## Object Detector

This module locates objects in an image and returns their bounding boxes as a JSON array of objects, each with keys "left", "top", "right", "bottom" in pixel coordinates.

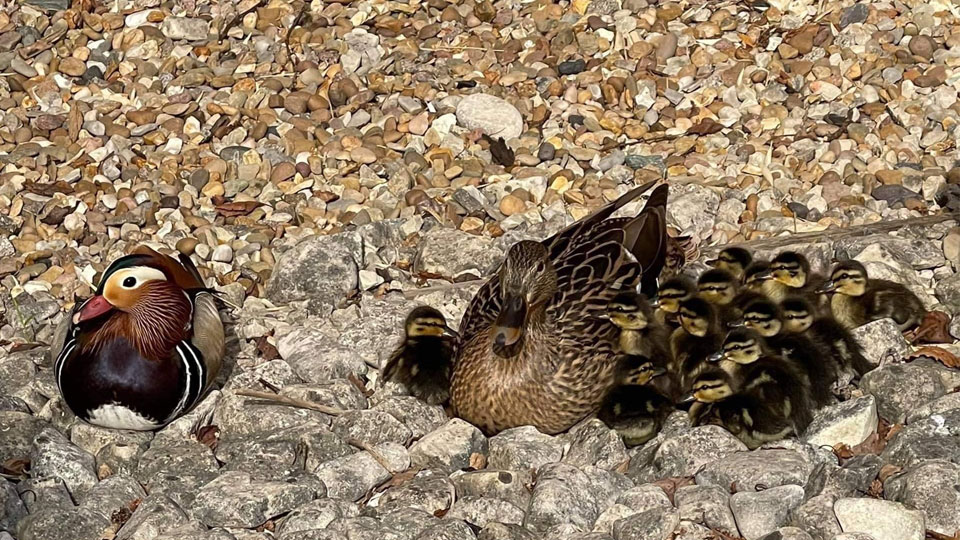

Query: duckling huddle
[{"left": 384, "top": 242, "right": 928, "bottom": 450}]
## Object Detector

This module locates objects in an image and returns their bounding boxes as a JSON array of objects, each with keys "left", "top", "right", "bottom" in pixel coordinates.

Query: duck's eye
[
  {"left": 535, "top": 261, "right": 546, "bottom": 273},
  {"left": 122, "top": 277, "right": 137, "bottom": 288}
]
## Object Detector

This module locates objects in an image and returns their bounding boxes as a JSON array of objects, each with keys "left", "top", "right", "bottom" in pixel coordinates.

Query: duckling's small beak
[
  {"left": 706, "top": 258, "right": 719, "bottom": 267},
  {"left": 442, "top": 324, "right": 460, "bottom": 339},
  {"left": 650, "top": 298, "right": 661, "bottom": 308},
  {"left": 707, "top": 351, "right": 724, "bottom": 363},
  {"left": 680, "top": 392, "right": 696, "bottom": 404},
  {"left": 650, "top": 366, "right": 667, "bottom": 378},
  {"left": 494, "top": 294, "right": 527, "bottom": 347},
  {"left": 74, "top": 295, "right": 114, "bottom": 324},
  {"left": 816, "top": 281, "right": 837, "bottom": 293},
  {"left": 727, "top": 319, "right": 746, "bottom": 328},
  {"left": 756, "top": 269, "right": 774, "bottom": 280}
]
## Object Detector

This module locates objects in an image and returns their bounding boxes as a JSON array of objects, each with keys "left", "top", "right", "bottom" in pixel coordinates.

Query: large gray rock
[
  {"left": 616, "top": 485, "right": 671, "bottom": 514},
  {"left": 414, "top": 228, "right": 505, "bottom": 278},
  {"left": 635, "top": 426, "right": 747, "bottom": 482},
  {"left": 16, "top": 506, "right": 111, "bottom": 540},
  {"left": 216, "top": 433, "right": 303, "bottom": 480},
  {"left": 487, "top": 426, "right": 563, "bottom": 473},
  {"left": 191, "top": 471, "right": 322, "bottom": 528},
  {"left": 332, "top": 410, "right": 413, "bottom": 447},
  {"left": 455, "top": 94, "right": 523, "bottom": 140},
  {"left": 759, "top": 528, "right": 813, "bottom": 540},
  {"left": 314, "top": 442, "right": 409, "bottom": 501},
  {"left": 906, "top": 392, "right": 960, "bottom": 423},
  {"left": 860, "top": 364, "right": 946, "bottom": 424},
  {"left": 849, "top": 319, "right": 910, "bottom": 367},
  {"left": 300, "top": 428, "right": 355, "bottom": 472},
  {"left": 30, "top": 428, "right": 98, "bottom": 499},
  {"left": 0, "top": 350, "right": 38, "bottom": 397},
  {"left": 789, "top": 494, "right": 842, "bottom": 540},
  {"left": 0, "top": 478, "right": 26, "bottom": 532},
  {"left": 592, "top": 504, "right": 637, "bottom": 534},
  {"left": 409, "top": 418, "right": 488, "bottom": 473},
  {"left": 377, "top": 473, "right": 455, "bottom": 515},
  {"left": 674, "top": 485, "right": 738, "bottom": 537},
  {"left": 69, "top": 422, "right": 154, "bottom": 460},
  {"left": 882, "top": 408, "right": 960, "bottom": 467},
  {"left": 136, "top": 437, "right": 221, "bottom": 509},
  {"left": 447, "top": 496, "right": 525, "bottom": 528},
  {"left": 477, "top": 523, "right": 537, "bottom": 540},
  {"left": 414, "top": 520, "right": 478, "bottom": 540},
  {"left": 936, "top": 272, "right": 960, "bottom": 313},
  {"left": 116, "top": 495, "right": 192, "bottom": 540},
  {"left": 833, "top": 498, "right": 924, "bottom": 540},
  {"left": 276, "top": 328, "right": 369, "bottom": 383},
  {"left": 0, "top": 412, "right": 49, "bottom": 464},
  {"left": 213, "top": 391, "right": 331, "bottom": 439},
  {"left": 836, "top": 234, "right": 945, "bottom": 270},
  {"left": 266, "top": 231, "right": 362, "bottom": 315},
  {"left": 806, "top": 455, "right": 882, "bottom": 500},
  {"left": 611, "top": 506, "right": 680, "bottom": 540},
  {"left": 884, "top": 460, "right": 960, "bottom": 536},
  {"left": 803, "top": 396, "right": 878, "bottom": 449},
  {"left": 452, "top": 470, "right": 531, "bottom": 509},
  {"left": 523, "top": 463, "right": 606, "bottom": 533},
  {"left": 276, "top": 498, "right": 359, "bottom": 538},
  {"left": 79, "top": 474, "right": 146, "bottom": 519},
  {"left": 729, "top": 485, "right": 804, "bottom": 540},
  {"left": 562, "top": 419, "right": 630, "bottom": 471},
  {"left": 667, "top": 184, "right": 720, "bottom": 239},
  {"left": 696, "top": 450, "right": 814, "bottom": 492},
  {"left": 373, "top": 396, "right": 448, "bottom": 440}
]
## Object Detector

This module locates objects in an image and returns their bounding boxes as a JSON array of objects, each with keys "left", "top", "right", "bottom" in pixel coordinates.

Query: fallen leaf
[
  {"left": 687, "top": 118, "right": 724, "bottom": 136},
  {"left": 254, "top": 335, "right": 281, "bottom": 361},
  {"left": 377, "top": 467, "right": 421, "bottom": 492},
  {"left": 908, "top": 345, "right": 960, "bottom": 368},
  {"left": 196, "top": 425, "right": 220, "bottom": 451},
  {"left": 433, "top": 507, "right": 450, "bottom": 518},
  {"left": 878, "top": 464, "right": 902, "bottom": 483},
  {"left": 908, "top": 311, "right": 954, "bottom": 344},
  {"left": 867, "top": 478, "right": 884, "bottom": 498},
  {"left": 213, "top": 199, "right": 264, "bottom": 217},
  {"left": 348, "top": 373, "right": 374, "bottom": 398},
  {"left": 1, "top": 458, "right": 29, "bottom": 476},
  {"left": 468, "top": 452, "right": 487, "bottom": 470},
  {"left": 482, "top": 134, "right": 515, "bottom": 168},
  {"left": 650, "top": 476, "right": 695, "bottom": 505}
]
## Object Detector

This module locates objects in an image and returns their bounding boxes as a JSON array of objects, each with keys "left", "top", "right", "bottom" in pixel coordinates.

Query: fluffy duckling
[
  {"left": 599, "top": 358, "right": 674, "bottom": 446},
  {"left": 383, "top": 306, "right": 458, "bottom": 405},
  {"left": 671, "top": 297, "right": 724, "bottom": 391},
  {"left": 607, "top": 292, "right": 680, "bottom": 401},
  {"left": 706, "top": 327, "right": 814, "bottom": 435},
  {"left": 707, "top": 246, "right": 753, "bottom": 281},
  {"left": 736, "top": 298, "right": 836, "bottom": 407},
  {"left": 654, "top": 276, "right": 697, "bottom": 330},
  {"left": 697, "top": 268, "right": 745, "bottom": 322},
  {"left": 686, "top": 366, "right": 799, "bottom": 450},
  {"left": 780, "top": 295, "right": 873, "bottom": 378},
  {"left": 51, "top": 246, "right": 225, "bottom": 430},
  {"left": 817, "top": 261, "right": 925, "bottom": 331},
  {"left": 758, "top": 251, "right": 825, "bottom": 304}
]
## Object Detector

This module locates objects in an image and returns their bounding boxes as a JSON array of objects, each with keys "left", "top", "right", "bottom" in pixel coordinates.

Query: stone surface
[
  {"left": 696, "top": 450, "right": 814, "bottom": 492},
  {"left": 265, "top": 232, "right": 362, "bottom": 315},
  {"left": 861, "top": 364, "right": 946, "bottom": 424},
  {"left": 487, "top": 426, "right": 563, "bottom": 472},
  {"left": 833, "top": 498, "right": 925, "bottom": 540},
  {"left": 191, "top": 471, "right": 322, "bottom": 528},
  {"left": 849, "top": 319, "right": 911, "bottom": 367},
  {"left": 674, "top": 485, "right": 738, "bottom": 537},
  {"left": 729, "top": 485, "right": 804, "bottom": 540},
  {"left": 803, "top": 396, "right": 878, "bottom": 448},
  {"left": 884, "top": 460, "right": 960, "bottom": 536},
  {"left": 455, "top": 94, "right": 524, "bottom": 140},
  {"left": 409, "top": 418, "right": 488, "bottom": 473}
]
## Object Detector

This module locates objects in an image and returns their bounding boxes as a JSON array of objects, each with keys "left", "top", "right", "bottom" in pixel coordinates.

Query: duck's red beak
[{"left": 74, "top": 295, "right": 114, "bottom": 324}]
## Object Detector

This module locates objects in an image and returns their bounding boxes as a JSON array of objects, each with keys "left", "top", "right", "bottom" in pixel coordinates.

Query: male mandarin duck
[
  {"left": 51, "top": 245, "right": 225, "bottom": 431},
  {"left": 450, "top": 181, "right": 669, "bottom": 435}
]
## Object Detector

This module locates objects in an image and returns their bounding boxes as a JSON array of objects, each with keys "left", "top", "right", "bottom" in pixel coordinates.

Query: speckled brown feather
[{"left": 451, "top": 182, "right": 669, "bottom": 435}]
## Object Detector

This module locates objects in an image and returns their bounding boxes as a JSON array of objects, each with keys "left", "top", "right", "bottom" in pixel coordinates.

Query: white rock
[
  {"left": 358, "top": 270, "right": 384, "bottom": 290},
  {"left": 804, "top": 396, "right": 878, "bottom": 448},
  {"left": 729, "top": 485, "right": 804, "bottom": 540},
  {"left": 850, "top": 318, "right": 911, "bottom": 366},
  {"left": 834, "top": 498, "right": 925, "bottom": 540},
  {"left": 455, "top": 94, "right": 524, "bottom": 140},
  {"left": 160, "top": 17, "right": 210, "bottom": 41},
  {"left": 211, "top": 245, "right": 233, "bottom": 263}
]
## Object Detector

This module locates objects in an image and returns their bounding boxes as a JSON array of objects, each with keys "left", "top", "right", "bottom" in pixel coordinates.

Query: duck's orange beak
[
  {"left": 74, "top": 295, "right": 114, "bottom": 324},
  {"left": 493, "top": 294, "right": 527, "bottom": 347}
]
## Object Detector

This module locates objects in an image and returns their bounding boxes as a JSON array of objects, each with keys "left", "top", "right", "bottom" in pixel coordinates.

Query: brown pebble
[
  {"left": 499, "top": 194, "right": 526, "bottom": 216},
  {"left": 176, "top": 238, "right": 199, "bottom": 256}
]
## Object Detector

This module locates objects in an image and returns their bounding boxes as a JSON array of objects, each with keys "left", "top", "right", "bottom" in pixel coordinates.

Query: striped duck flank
[{"left": 52, "top": 245, "right": 224, "bottom": 431}]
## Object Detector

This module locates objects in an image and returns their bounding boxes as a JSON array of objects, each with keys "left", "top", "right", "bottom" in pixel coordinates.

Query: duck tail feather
[{"left": 622, "top": 184, "right": 668, "bottom": 295}]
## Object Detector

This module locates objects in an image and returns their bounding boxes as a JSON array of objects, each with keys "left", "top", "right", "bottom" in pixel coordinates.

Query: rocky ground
[{"left": 2, "top": 0, "right": 960, "bottom": 538}]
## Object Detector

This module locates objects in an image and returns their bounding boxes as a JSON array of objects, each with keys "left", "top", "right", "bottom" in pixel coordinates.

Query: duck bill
[
  {"left": 707, "top": 351, "right": 724, "bottom": 363},
  {"left": 705, "top": 258, "right": 719, "bottom": 268},
  {"left": 650, "top": 366, "right": 667, "bottom": 378},
  {"left": 493, "top": 295, "right": 527, "bottom": 346},
  {"left": 755, "top": 269, "right": 774, "bottom": 281},
  {"left": 727, "top": 319, "right": 746, "bottom": 328},
  {"left": 816, "top": 281, "right": 837, "bottom": 293},
  {"left": 680, "top": 392, "right": 696, "bottom": 404},
  {"left": 74, "top": 295, "right": 114, "bottom": 324},
  {"left": 442, "top": 324, "right": 460, "bottom": 339}
]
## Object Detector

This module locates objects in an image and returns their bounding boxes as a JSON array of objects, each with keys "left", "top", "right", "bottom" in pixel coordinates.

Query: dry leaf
[
  {"left": 196, "top": 425, "right": 221, "bottom": 451},
  {"left": 687, "top": 118, "right": 724, "bottom": 136},
  {"left": 377, "top": 467, "right": 421, "bottom": 492},
  {"left": 468, "top": 452, "right": 487, "bottom": 470},
  {"left": 254, "top": 335, "right": 281, "bottom": 361},
  {"left": 878, "top": 464, "right": 902, "bottom": 483},
  {"left": 908, "top": 346, "right": 960, "bottom": 368},
  {"left": 908, "top": 311, "right": 954, "bottom": 344},
  {"left": 433, "top": 507, "right": 450, "bottom": 518},
  {"left": 214, "top": 200, "right": 264, "bottom": 217},
  {"left": 650, "top": 476, "right": 695, "bottom": 505},
  {"left": 867, "top": 478, "right": 884, "bottom": 498},
  {"left": 482, "top": 134, "right": 515, "bottom": 168},
  {"left": 1, "top": 458, "right": 29, "bottom": 476}
]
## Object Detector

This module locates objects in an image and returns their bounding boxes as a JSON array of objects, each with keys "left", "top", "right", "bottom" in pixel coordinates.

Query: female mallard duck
[
  {"left": 51, "top": 246, "right": 225, "bottom": 431},
  {"left": 736, "top": 297, "right": 836, "bottom": 407},
  {"left": 817, "top": 260, "right": 925, "bottom": 331},
  {"left": 598, "top": 358, "right": 673, "bottom": 446},
  {"left": 382, "top": 306, "right": 458, "bottom": 405},
  {"left": 606, "top": 292, "right": 679, "bottom": 402},
  {"left": 707, "top": 246, "right": 753, "bottom": 281},
  {"left": 780, "top": 295, "right": 873, "bottom": 377},
  {"left": 450, "top": 182, "right": 669, "bottom": 435}
]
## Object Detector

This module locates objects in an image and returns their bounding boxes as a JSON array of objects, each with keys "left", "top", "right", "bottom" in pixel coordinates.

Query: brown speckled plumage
[{"left": 450, "top": 182, "right": 669, "bottom": 435}]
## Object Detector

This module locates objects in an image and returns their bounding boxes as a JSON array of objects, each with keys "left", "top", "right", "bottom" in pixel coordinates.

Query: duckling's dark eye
[
  {"left": 535, "top": 262, "right": 546, "bottom": 273},
  {"left": 123, "top": 277, "right": 137, "bottom": 287}
]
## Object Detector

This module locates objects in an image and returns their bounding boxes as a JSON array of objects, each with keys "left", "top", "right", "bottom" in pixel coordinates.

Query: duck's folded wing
[
  {"left": 189, "top": 293, "right": 225, "bottom": 387},
  {"left": 50, "top": 306, "right": 75, "bottom": 366}
]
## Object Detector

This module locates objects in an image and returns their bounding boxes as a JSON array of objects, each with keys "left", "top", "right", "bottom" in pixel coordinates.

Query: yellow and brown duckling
[
  {"left": 757, "top": 251, "right": 825, "bottom": 305},
  {"left": 686, "top": 363, "right": 801, "bottom": 450},
  {"left": 606, "top": 292, "right": 680, "bottom": 402},
  {"left": 707, "top": 246, "right": 753, "bottom": 282},
  {"left": 654, "top": 276, "right": 697, "bottom": 330},
  {"left": 383, "top": 306, "right": 458, "bottom": 406},
  {"left": 450, "top": 182, "right": 669, "bottom": 435},
  {"left": 780, "top": 295, "right": 873, "bottom": 378},
  {"left": 736, "top": 297, "right": 836, "bottom": 408},
  {"left": 51, "top": 246, "right": 225, "bottom": 431},
  {"left": 671, "top": 297, "right": 724, "bottom": 391},
  {"left": 697, "top": 268, "right": 745, "bottom": 322},
  {"left": 817, "top": 260, "right": 925, "bottom": 332},
  {"left": 598, "top": 358, "right": 674, "bottom": 446}
]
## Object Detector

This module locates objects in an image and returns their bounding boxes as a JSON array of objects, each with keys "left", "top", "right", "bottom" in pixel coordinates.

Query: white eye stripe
[{"left": 112, "top": 266, "right": 167, "bottom": 289}]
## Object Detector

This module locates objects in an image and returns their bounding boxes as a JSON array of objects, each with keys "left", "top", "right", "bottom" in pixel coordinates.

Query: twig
[
  {"left": 347, "top": 438, "right": 396, "bottom": 473},
  {"left": 421, "top": 45, "right": 505, "bottom": 52},
  {"left": 402, "top": 279, "right": 484, "bottom": 299},
  {"left": 234, "top": 389, "right": 345, "bottom": 415}
]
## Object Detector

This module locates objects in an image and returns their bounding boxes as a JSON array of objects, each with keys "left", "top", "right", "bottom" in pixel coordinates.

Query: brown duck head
[{"left": 493, "top": 240, "right": 558, "bottom": 347}]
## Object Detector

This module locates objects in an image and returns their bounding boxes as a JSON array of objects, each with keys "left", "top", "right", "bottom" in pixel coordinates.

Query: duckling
[
  {"left": 654, "top": 276, "right": 697, "bottom": 330},
  {"left": 671, "top": 297, "right": 724, "bottom": 391},
  {"left": 686, "top": 365, "right": 800, "bottom": 450},
  {"left": 760, "top": 251, "right": 826, "bottom": 307},
  {"left": 817, "top": 260, "right": 925, "bottom": 331},
  {"left": 707, "top": 327, "right": 814, "bottom": 434},
  {"left": 598, "top": 359, "right": 674, "bottom": 446},
  {"left": 697, "top": 268, "right": 744, "bottom": 323},
  {"left": 780, "top": 295, "right": 873, "bottom": 378},
  {"left": 734, "top": 260, "right": 772, "bottom": 311},
  {"left": 707, "top": 246, "right": 753, "bottom": 281},
  {"left": 736, "top": 298, "right": 836, "bottom": 407},
  {"left": 606, "top": 292, "right": 680, "bottom": 401},
  {"left": 383, "top": 306, "right": 458, "bottom": 405}
]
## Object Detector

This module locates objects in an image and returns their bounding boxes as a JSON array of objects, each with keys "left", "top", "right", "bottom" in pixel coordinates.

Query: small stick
[
  {"left": 347, "top": 438, "right": 395, "bottom": 473},
  {"left": 402, "top": 279, "right": 484, "bottom": 299},
  {"left": 234, "top": 389, "right": 345, "bottom": 415}
]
